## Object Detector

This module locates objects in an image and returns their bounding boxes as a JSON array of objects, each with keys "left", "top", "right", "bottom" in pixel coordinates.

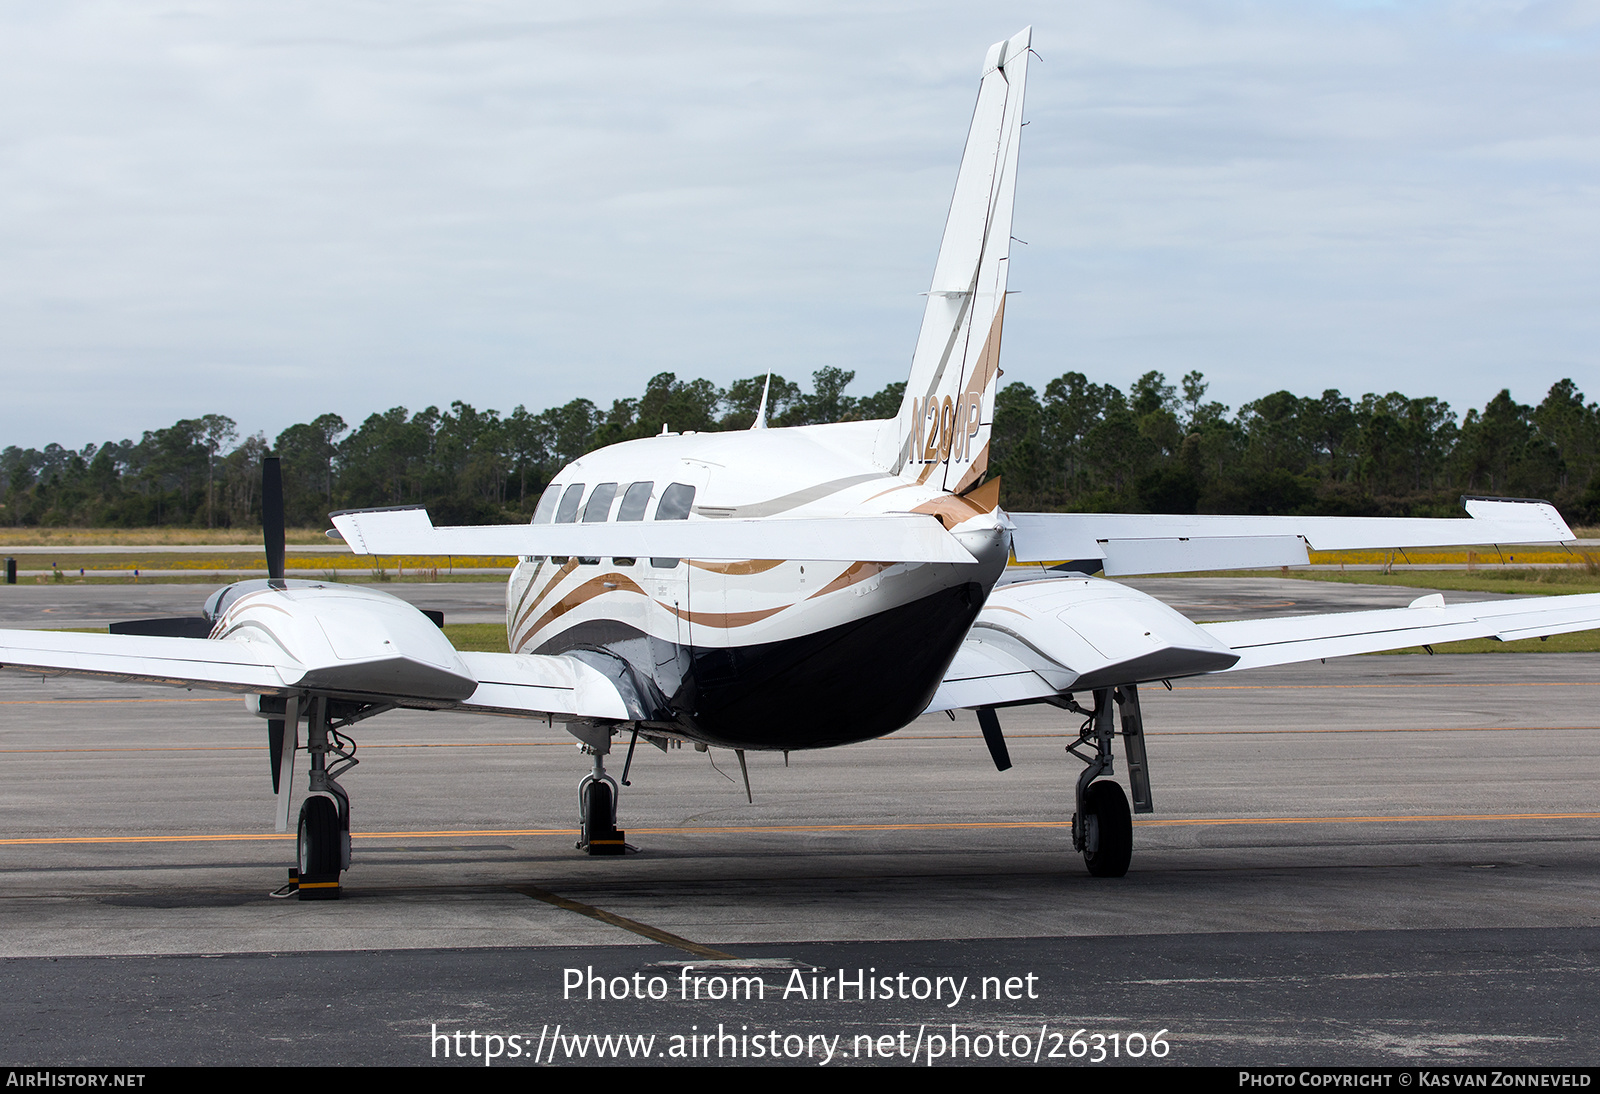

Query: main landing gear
[
  {"left": 577, "top": 740, "right": 626, "bottom": 855},
  {"left": 1062, "top": 684, "right": 1153, "bottom": 878},
  {"left": 264, "top": 693, "right": 383, "bottom": 900}
]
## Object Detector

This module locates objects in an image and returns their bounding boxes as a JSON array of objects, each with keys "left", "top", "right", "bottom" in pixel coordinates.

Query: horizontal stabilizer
[
  {"left": 1010, "top": 499, "right": 1574, "bottom": 575},
  {"left": 331, "top": 507, "right": 977, "bottom": 564}
]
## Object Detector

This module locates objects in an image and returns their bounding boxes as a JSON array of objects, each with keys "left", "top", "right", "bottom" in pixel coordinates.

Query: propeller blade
[{"left": 263, "top": 455, "right": 285, "bottom": 583}]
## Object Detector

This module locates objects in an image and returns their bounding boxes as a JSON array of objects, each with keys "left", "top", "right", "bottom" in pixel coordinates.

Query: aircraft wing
[
  {"left": 926, "top": 578, "right": 1600, "bottom": 712},
  {"left": 330, "top": 506, "right": 976, "bottom": 564},
  {"left": 0, "top": 625, "right": 632, "bottom": 722},
  {"left": 1009, "top": 497, "right": 1574, "bottom": 575},
  {"left": 0, "top": 627, "right": 296, "bottom": 693},
  {"left": 1201, "top": 591, "right": 1600, "bottom": 671},
  {"left": 925, "top": 578, "right": 1241, "bottom": 712}
]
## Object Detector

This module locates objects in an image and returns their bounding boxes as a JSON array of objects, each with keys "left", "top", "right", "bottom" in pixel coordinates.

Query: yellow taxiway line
[{"left": 6, "top": 811, "right": 1600, "bottom": 846}]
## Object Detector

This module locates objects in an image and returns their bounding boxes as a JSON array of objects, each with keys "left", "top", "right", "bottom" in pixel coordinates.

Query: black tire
[
  {"left": 298, "top": 795, "right": 341, "bottom": 878},
  {"left": 1082, "top": 780, "right": 1132, "bottom": 878},
  {"left": 584, "top": 781, "right": 614, "bottom": 844}
]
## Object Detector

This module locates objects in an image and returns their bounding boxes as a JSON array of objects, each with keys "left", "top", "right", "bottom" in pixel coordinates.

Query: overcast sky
[{"left": 2, "top": 1, "right": 1597, "bottom": 451}]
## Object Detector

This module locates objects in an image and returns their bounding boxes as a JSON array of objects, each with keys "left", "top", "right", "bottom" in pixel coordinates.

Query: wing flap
[
  {"left": 331, "top": 507, "right": 976, "bottom": 565},
  {"left": 455, "top": 651, "right": 632, "bottom": 721},
  {"left": 925, "top": 643, "right": 1056, "bottom": 713}
]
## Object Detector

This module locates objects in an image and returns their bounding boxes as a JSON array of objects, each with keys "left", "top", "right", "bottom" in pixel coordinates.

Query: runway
[{"left": 1, "top": 578, "right": 1597, "bottom": 1066}]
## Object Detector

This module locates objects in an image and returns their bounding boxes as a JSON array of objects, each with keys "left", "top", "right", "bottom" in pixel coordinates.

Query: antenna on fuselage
[{"left": 751, "top": 371, "right": 772, "bottom": 430}]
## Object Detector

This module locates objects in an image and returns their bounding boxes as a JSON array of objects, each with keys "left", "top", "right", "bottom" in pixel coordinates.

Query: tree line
[
  {"left": 0, "top": 368, "right": 900, "bottom": 529},
  {"left": 3, "top": 368, "right": 1598, "bottom": 529}
]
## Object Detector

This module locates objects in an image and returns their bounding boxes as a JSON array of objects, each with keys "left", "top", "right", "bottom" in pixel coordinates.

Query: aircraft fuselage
[{"left": 504, "top": 421, "right": 1011, "bottom": 749}]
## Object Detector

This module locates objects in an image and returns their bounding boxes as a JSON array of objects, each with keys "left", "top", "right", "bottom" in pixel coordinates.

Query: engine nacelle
[{"left": 209, "top": 581, "right": 476, "bottom": 705}]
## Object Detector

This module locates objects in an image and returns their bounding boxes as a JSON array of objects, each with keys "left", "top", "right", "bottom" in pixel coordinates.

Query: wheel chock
[
  {"left": 585, "top": 830, "right": 627, "bottom": 856},
  {"left": 282, "top": 866, "right": 342, "bottom": 901}
]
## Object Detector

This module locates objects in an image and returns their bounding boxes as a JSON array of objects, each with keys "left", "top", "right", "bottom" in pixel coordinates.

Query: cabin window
[
  {"left": 655, "top": 482, "right": 695, "bottom": 520},
  {"left": 610, "top": 482, "right": 653, "bottom": 566},
  {"left": 554, "top": 483, "right": 585, "bottom": 523},
  {"left": 583, "top": 482, "right": 618, "bottom": 522},
  {"left": 652, "top": 482, "right": 695, "bottom": 567},
  {"left": 617, "top": 481, "right": 653, "bottom": 521},
  {"left": 531, "top": 483, "right": 562, "bottom": 524}
]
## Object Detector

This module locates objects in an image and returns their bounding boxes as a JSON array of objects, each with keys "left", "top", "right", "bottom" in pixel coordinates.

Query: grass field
[
  {"left": 0, "top": 528, "right": 332, "bottom": 546},
  {"left": 442, "top": 623, "right": 510, "bottom": 652},
  {"left": 1275, "top": 566, "right": 1600, "bottom": 596}
]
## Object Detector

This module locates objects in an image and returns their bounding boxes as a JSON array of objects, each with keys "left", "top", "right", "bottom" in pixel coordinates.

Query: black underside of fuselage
[{"left": 536, "top": 580, "right": 988, "bottom": 750}]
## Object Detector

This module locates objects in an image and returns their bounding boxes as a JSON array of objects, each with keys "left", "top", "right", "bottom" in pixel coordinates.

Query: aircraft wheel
[
  {"left": 582, "top": 780, "right": 624, "bottom": 855},
  {"left": 1081, "top": 780, "right": 1132, "bottom": 878},
  {"left": 297, "top": 796, "right": 341, "bottom": 879}
]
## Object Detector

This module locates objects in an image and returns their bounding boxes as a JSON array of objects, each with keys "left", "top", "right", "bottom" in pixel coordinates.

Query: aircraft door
[{"left": 644, "top": 468, "right": 707, "bottom": 700}]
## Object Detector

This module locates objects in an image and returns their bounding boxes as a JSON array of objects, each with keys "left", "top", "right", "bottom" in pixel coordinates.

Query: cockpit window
[
  {"left": 583, "top": 483, "right": 618, "bottom": 522},
  {"left": 554, "top": 483, "right": 585, "bottom": 523},
  {"left": 531, "top": 483, "right": 562, "bottom": 524},
  {"left": 617, "top": 481, "right": 653, "bottom": 522}
]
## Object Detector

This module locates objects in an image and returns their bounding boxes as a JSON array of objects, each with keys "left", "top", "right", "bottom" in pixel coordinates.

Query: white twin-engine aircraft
[{"left": 5, "top": 28, "right": 1599, "bottom": 896}]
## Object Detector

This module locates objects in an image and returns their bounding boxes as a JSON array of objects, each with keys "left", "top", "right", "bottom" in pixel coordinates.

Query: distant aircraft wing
[
  {"left": 1009, "top": 497, "right": 1574, "bottom": 575},
  {"left": 926, "top": 578, "right": 1600, "bottom": 712},
  {"left": 330, "top": 506, "right": 977, "bottom": 564}
]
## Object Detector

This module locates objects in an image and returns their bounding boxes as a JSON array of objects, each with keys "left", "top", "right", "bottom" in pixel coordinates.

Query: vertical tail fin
[{"left": 874, "top": 27, "right": 1031, "bottom": 493}]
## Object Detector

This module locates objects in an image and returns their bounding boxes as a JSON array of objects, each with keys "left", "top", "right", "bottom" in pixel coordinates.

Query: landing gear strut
[
  {"left": 578, "top": 743, "right": 626, "bottom": 855},
  {"left": 260, "top": 693, "right": 382, "bottom": 900},
  {"left": 1063, "top": 684, "right": 1152, "bottom": 878},
  {"left": 292, "top": 695, "right": 356, "bottom": 899}
]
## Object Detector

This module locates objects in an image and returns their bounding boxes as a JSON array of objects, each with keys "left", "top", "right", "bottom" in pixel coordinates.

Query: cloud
[{"left": 0, "top": 2, "right": 1596, "bottom": 450}]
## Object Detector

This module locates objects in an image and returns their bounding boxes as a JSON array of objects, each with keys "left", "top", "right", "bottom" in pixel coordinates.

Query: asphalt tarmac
[{"left": 0, "top": 578, "right": 1596, "bottom": 1067}]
